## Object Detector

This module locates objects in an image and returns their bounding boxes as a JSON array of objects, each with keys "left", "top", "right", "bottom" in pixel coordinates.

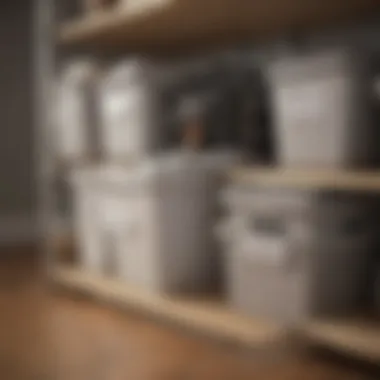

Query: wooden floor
[{"left": 0, "top": 247, "right": 377, "bottom": 380}]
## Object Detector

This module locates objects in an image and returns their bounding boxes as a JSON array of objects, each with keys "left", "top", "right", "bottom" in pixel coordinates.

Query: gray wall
[{"left": 0, "top": 2, "right": 35, "bottom": 236}]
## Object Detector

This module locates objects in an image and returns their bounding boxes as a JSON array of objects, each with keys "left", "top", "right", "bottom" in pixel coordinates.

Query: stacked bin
[
  {"left": 60, "top": 56, "right": 240, "bottom": 292},
  {"left": 72, "top": 151, "right": 237, "bottom": 292},
  {"left": 216, "top": 186, "right": 374, "bottom": 324}
]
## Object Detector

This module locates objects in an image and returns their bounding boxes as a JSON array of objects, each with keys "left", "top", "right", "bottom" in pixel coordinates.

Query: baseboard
[{"left": 0, "top": 215, "right": 39, "bottom": 244}]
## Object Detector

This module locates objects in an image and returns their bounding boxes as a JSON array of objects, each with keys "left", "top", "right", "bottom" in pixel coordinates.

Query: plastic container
[
  {"left": 217, "top": 186, "right": 375, "bottom": 324},
  {"left": 224, "top": 235, "right": 371, "bottom": 325},
  {"left": 72, "top": 150, "right": 238, "bottom": 292},
  {"left": 56, "top": 60, "right": 101, "bottom": 162},
  {"left": 98, "top": 59, "right": 163, "bottom": 161},
  {"left": 267, "top": 48, "right": 373, "bottom": 168}
]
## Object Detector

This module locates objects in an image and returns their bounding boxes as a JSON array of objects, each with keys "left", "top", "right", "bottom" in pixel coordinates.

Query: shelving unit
[{"left": 38, "top": 0, "right": 380, "bottom": 366}]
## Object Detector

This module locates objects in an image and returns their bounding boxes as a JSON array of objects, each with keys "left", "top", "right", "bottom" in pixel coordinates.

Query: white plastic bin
[
  {"left": 217, "top": 186, "right": 374, "bottom": 324},
  {"left": 98, "top": 59, "right": 162, "bottom": 161},
  {"left": 72, "top": 150, "right": 237, "bottom": 292},
  {"left": 267, "top": 48, "right": 373, "bottom": 168},
  {"left": 56, "top": 60, "right": 101, "bottom": 162},
  {"left": 224, "top": 235, "right": 371, "bottom": 324}
]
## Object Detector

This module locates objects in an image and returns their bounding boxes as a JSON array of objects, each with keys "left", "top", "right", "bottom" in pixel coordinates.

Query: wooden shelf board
[
  {"left": 300, "top": 318, "right": 380, "bottom": 363},
  {"left": 60, "top": 0, "right": 244, "bottom": 50},
  {"left": 53, "top": 266, "right": 380, "bottom": 363},
  {"left": 52, "top": 265, "right": 284, "bottom": 347},
  {"left": 229, "top": 167, "right": 380, "bottom": 193},
  {"left": 59, "top": 0, "right": 380, "bottom": 50},
  {"left": 60, "top": 0, "right": 177, "bottom": 47}
]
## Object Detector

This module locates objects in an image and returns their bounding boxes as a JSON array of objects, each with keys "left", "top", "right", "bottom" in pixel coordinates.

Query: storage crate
[
  {"left": 267, "top": 48, "right": 374, "bottom": 168},
  {"left": 224, "top": 237, "right": 371, "bottom": 325},
  {"left": 98, "top": 55, "right": 244, "bottom": 161},
  {"left": 72, "top": 150, "right": 238, "bottom": 292},
  {"left": 217, "top": 186, "right": 375, "bottom": 324}
]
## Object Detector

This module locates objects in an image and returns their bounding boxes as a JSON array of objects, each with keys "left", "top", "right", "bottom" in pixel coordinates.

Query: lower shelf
[
  {"left": 52, "top": 266, "right": 380, "bottom": 363},
  {"left": 52, "top": 266, "right": 284, "bottom": 347},
  {"left": 300, "top": 319, "right": 380, "bottom": 363}
]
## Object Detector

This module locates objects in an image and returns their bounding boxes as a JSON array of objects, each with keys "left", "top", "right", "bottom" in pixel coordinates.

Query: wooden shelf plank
[
  {"left": 52, "top": 266, "right": 284, "bottom": 347},
  {"left": 60, "top": 0, "right": 176, "bottom": 47},
  {"left": 53, "top": 266, "right": 380, "bottom": 363},
  {"left": 59, "top": 0, "right": 380, "bottom": 49},
  {"left": 229, "top": 167, "right": 380, "bottom": 193},
  {"left": 300, "top": 319, "right": 380, "bottom": 363},
  {"left": 60, "top": 0, "right": 243, "bottom": 50}
]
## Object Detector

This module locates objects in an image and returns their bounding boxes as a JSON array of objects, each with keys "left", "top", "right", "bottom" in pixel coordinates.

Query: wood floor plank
[{"left": 0, "top": 251, "right": 375, "bottom": 379}]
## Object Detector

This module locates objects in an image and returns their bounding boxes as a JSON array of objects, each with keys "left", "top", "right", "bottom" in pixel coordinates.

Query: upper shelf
[{"left": 59, "top": 0, "right": 380, "bottom": 50}]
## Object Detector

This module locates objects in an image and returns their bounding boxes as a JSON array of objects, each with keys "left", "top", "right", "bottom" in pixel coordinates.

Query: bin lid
[{"left": 70, "top": 150, "right": 220, "bottom": 190}]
